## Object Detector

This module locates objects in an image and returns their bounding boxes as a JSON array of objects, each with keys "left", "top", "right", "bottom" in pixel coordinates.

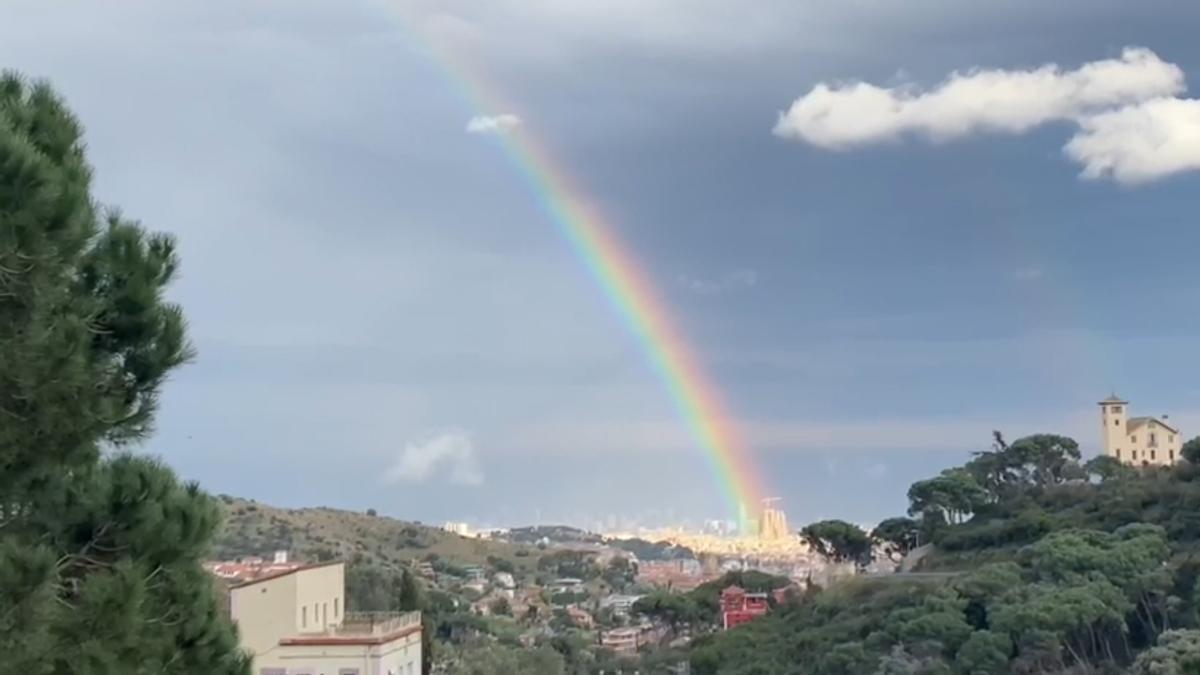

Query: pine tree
[{"left": 0, "top": 72, "right": 249, "bottom": 675}]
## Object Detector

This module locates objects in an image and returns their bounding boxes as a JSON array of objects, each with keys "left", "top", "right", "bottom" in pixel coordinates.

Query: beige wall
[
  {"left": 294, "top": 563, "right": 344, "bottom": 633},
  {"left": 230, "top": 562, "right": 348, "bottom": 671},
  {"left": 1100, "top": 401, "right": 1181, "bottom": 466},
  {"left": 231, "top": 571, "right": 299, "bottom": 657},
  {"left": 1122, "top": 418, "right": 1180, "bottom": 466},
  {"left": 1100, "top": 402, "right": 1126, "bottom": 457}
]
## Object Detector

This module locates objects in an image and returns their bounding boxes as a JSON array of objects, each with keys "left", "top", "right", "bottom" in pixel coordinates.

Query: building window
[
  {"left": 1133, "top": 450, "right": 1138, "bottom": 460},
  {"left": 323, "top": 602, "right": 328, "bottom": 626},
  {"left": 1113, "top": 406, "right": 1122, "bottom": 413},
  {"left": 1151, "top": 433, "right": 1158, "bottom": 446},
  {"left": 1132, "top": 435, "right": 1137, "bottom": 443},
  {"left": 1151, "top": 450, "right": 1157, "bottom": 460},
  {"left": 334, "top": 598, "right": 340, "bottom": 618},
  {"left": 1170, "top": 450, "right": 1176, "bottom": 461},
  {"left": 1116, "top": 448, "right": 1122, "bottom": 459},
  {"left": 301, "top": 606, "right": 307, "bottom": 628},
  {"left": 1170, "top": 435, "right": 1175, "bottom": 443},
  {"left": 1115, "top": 419, "right": 1120, "bottom": 426}
]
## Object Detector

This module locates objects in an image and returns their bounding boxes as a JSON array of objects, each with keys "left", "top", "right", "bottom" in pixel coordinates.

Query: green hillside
[
  {"left": 692, "top": 433, "right": 1200, "bottom": 674},
  {"left": 211, "top": 496, "right": 540, "bottom": 574}
]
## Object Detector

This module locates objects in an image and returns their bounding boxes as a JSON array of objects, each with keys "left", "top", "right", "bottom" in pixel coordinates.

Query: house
[
  {"left": 600, "top": 626, "right": 645, "bottom": 656},
  {"left": 227, "top": 561, "right": 422, "bottom": 675},
  {"left": 599, "top": 594, "right": 644, "bottom": 618},
  {"left": 1099, "top": 395, "right": 1182, "bottom": 466},
  {"left": 493, "top": 571, "right": 516, "bottom": 598},
  {"left": 547, "top": 577, "right": 584, "bottom": 595},
  {"left": 720, "top": 585, "right": 769, "bottom": 630},
  {"left": 600, "top": 624, "right": 665, "bottom": 656},
  {"left": 566, "top": 605, "right": 594, "bottom": 629}
]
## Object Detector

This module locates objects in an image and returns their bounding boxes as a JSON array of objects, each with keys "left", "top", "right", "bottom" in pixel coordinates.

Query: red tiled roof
[{"left": 229, "top": 560, "right": 343, "bottom": 589}]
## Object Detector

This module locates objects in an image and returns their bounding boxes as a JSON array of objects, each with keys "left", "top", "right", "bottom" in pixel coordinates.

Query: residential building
[
  {"left": 600, "top": 624, "right": 666, "bottom": 656},
  {"left": 599, "top": 594, "right": 644, "bottom": 618},
  {"left": 228, "top": 561, "right": 422, "bottom": 675},
  {"left": 601, "top": 627, "right": 645, "bottom": 656},
  {"left": 1099, "top": 395, "right": 1182, "bottom": 466},
  {"left": 720, "top": 585, "right": 769, "bottom": 630},
  {"left": 547, "top": 577, "right": 584, "bottom": 594},
  {"left": 566, "top": 605, "right": 594, "bottom": 629},
  {"left": 636, "top": 561, "right": 711, "bottom": 591}
]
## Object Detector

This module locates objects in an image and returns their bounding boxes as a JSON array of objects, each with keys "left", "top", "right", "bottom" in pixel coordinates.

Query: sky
[{"left": 4, "top": 0, "right": 1200, "bottom": 529}]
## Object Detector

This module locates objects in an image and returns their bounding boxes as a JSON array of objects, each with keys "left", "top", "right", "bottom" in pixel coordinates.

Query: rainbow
[{"left": 409, "top": 28, "right": 768, "bottom": 523}]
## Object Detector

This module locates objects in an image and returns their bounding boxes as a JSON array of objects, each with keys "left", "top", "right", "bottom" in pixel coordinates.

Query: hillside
[
  {"left": 211, "top": 496, "right": 540, "bottom": 574},
  {"left": 693, "top": 434, "right": 1200, "bottom": 674}
]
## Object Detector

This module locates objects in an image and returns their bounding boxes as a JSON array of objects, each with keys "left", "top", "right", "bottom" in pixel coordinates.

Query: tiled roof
[{"left": 228, "top": 560, "right": 343, "bottom": 589}]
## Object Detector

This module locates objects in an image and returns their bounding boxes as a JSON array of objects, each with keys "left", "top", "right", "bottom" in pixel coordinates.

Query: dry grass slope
[{"left": 211, "top": 496, "right": 539, "bottom": 573}]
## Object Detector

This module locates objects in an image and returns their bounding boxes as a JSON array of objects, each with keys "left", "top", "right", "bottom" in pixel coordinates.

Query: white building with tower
[{"left": 1098, "top": 394, "right": 1181, "bottom": 466}]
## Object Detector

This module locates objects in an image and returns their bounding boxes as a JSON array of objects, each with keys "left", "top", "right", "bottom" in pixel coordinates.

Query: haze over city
[{"left": 5, "top": 0, "right": 1200, "bottom": 529}]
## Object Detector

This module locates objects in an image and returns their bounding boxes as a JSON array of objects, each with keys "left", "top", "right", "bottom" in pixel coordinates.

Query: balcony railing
[{"left": 307, "top": 611, "right": 421, "bottom": 638}]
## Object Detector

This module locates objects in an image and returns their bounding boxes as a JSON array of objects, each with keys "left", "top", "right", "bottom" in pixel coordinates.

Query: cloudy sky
[{"left": 5, "top": 0, "right": 1200, "bottom": 529}]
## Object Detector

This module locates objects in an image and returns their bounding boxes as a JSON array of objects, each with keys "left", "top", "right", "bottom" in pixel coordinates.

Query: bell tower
[{"left": 1098, "top": 394, "right": 1128, "bottom": 458}]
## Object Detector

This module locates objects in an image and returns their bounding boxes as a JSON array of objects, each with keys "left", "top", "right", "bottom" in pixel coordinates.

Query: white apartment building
[
  {"left": 1099, "top": 394, "right": 1182, "bottom": 466},
  {"left": 228, "top": 561, "right": 422, "bottom": 675}
]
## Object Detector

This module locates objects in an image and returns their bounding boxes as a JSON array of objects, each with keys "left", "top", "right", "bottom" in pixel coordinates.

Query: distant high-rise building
[{"left": 758, "top": 498, "right": 790, "bottom": 540}]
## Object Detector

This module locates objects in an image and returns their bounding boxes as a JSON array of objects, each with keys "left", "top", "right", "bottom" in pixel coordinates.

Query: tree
[
  {"left": 1085, "top": 455, "right": 1134, "bottom": 482},
  {"left": 366, "top": 508, "right": 377, "bottom": 517},
  {"left": 800, "top": 520, "right": 873, "bottom": 568},
  {"left": 0, "top": 73, "right": 247, "bottom": 674},
  {"left": 398, "top": 567, "right": 424, "bottom": 612},
  {"left": 907, "top": 470, "right": 988, "bottom": 525},
  {"left": 1183, "top": 437, "right": 1200, "bottom": 464},
  {"left": 489, "top": 596, "right": 512, "bottom": 616},
  {"left": 1131, "top": 629, "right": 1200, "bottom": 674},
  {"left": 955, "top": 630, "right": 1011, "bottom": 675},
  {"left": 633, "top": 591, "right": 698, "bottom": 633},
  {"left": 1006, "top": 434, "right": 1082, "bottom": 487},
  {"left": 601, "top": 555, "right": 637, "bottom": 591},
  {"left": 872, "top": 517, "right": 921, "bottom": 563}
]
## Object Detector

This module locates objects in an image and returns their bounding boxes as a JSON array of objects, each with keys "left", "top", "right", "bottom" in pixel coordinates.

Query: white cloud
[
  {"left": 1064, "top": 97, "right": 1200, "bottom": 184},
  {"left": 384, "top": 432, "right": 484, "bottom": 485},
  {"left": 774, "top": 47, "right": 1182, "bottom": 148},
  {"left": 677, "top": 269, "right": 758, "bottom": 294},
  {"left": 465, "top": 113, "right": 521, "bottom": 134},
  {"left": 775, "top": 47, "right": 1200, "bottom": 184}
]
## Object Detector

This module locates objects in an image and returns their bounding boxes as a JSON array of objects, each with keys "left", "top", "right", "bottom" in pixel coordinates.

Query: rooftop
[
  {"left": 228, "top": 560, "right": 342, "bottom": 589},
  {"left": 279, "top": 611, "right": 422, "bottom": 646}
]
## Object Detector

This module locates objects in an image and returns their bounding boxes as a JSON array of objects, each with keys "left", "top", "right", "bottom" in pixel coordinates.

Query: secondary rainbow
[{"left": 411, "top": 30, "right": 768, "bottom": 522}]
